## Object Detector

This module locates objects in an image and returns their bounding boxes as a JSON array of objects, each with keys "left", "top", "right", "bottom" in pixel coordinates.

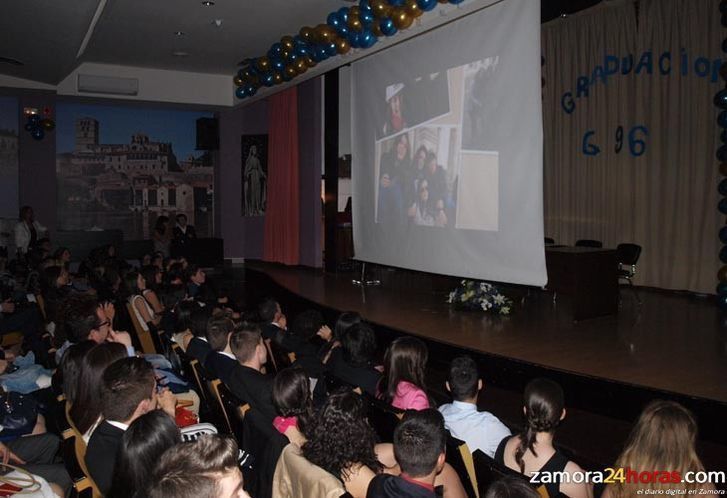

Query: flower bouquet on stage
[{"left": 447, "top": 280, "right": 513, "bottom": 315}]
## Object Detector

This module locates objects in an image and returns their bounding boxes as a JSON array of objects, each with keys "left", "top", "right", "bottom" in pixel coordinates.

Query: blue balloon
[
  {"left": 272, "top": 58, "right": 285, "bottom": 72},
  {"left": 337, "top": 24, "right": 350, "bottom": 38},
  {"left": 720, "top": 245, "right": 727, "bottom": 264},
  {"left": 246, "top": 84, "right": 258, "bottom": 97},
  {"left": 24, "top": 122, "right": 33, "bottom": 132},
  {"left": 715, "top": 89, "right": 727, "bottom": 109},
  {"left": 349, "top": 31, "right": 362, "bottom": 48},
  {"left": 262, "top": 73, "right": 275, "bottom": 87},
  {"left": 337, "top": 7, "right": 349, "bottom": 24},
  {"left": 359, "top": 0, "right": 371, "bottom": 11},
  {"left": 380, "top": 18, "right": 397, "bottom": 36},
  {"left": 235, "top": 86, "right": 247, "bottom": 99},
  {"left": 287, "top": 51, "right": 298, "bottom": 63},
  {"left": 720, "top": 179, "right": 727, "bottom": 196},
  {"left": 721, "top": 226, "right": 727, "bottom": 244},
  {"left": 719, "top": 293, "right": 727, "bottom": 310},
  {"left": 268, "top": 43, "right": 283, "bottom": 59},
  {"left": 360, "top": 30, "right": 377, "bottom": 49},
  {"left": 31, "top": 128, "right": 44, "bottom": 140},
  {"left": 327, "top": 12, "right": 342, "bottom": 29},
  {"left": 29, "top": 115, "right": 40, "bottom": 124},
  {"left": 311, "top": 46, "right": 326, "bottom": 62},
  {"left": 388, "top": 0, "right": 404, "bottom": 5},
  {"left": 449, "top": 0, "right": 466, "bottom": 4},
  {"left": 361, "top": 9, "right": 375, "bottom": 25},
  {"left": 719, "top": 110, "right": 727, "bottom": 128},
  {"left": 417, "top": 0, "right": 437, "bottom": 11},
  {"left": 717, "top": 281, "right": 727, "bottom": 295},
  {"left": 718, "top": 145, "right": 727, "bottom": 162},
  {"left": 719, "top": 197, "right": 727, "bottom": 214},
  {"left": 325, "top": 42, "right": 337, "bottom": 56}
]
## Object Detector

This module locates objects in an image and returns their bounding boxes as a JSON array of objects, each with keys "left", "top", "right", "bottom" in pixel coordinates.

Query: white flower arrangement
[{"left": 447, "top": 279, "right": 513, "bottom": 315}]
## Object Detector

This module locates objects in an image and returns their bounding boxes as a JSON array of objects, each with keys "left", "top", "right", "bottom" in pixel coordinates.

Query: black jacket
[
  {"left": 85, "top": 420, "right": 125, "bottom": 495},
  {"left": 327, "top": 347, "right": 382, "bottom": 396},
  {"left": 227, "top": 364, "right": 277, "bottom": 424},
  {"left": 366, "top": 474, "right": 438, "bottom": 498},
  {"left": 186, "top": 336, "right": 212, "bottom": 365},
  {"left": 204, "top": 351, "right": 237, "bottom": 384}
]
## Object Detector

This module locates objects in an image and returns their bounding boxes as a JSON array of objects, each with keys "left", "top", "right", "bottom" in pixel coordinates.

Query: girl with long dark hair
[
  {"left": 272, "top": 367, "right": 315, "bottom": 447},
  {"left": 379, "top": 336, "right": 430, "bottom": 411},
  {"left": 494, "top": 378, "right": 591, "bottom": 498}
]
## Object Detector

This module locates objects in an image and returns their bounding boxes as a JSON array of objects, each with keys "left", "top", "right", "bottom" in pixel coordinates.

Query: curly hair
[{"left": 303, "top": 389, "right": 382, "bottom": 480}]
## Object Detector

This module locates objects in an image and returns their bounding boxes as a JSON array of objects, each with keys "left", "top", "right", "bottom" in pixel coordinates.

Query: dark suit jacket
[
  {"left": 85, "top": 420, "right": 125, "bottom": 495},
  {"left": 187, "top": 336, "right": 212, "bottom": 365},
  {"left": 204, "top": 351, "right": 237, "bottom": 384},
  {"left": 327, "top": 347, "right": 382, "bottom": 396},
  {"left": 173, "top": 225, "right": 196, "bottom": 243},
  {"left": 227, "top": 364, "right": 276, "bottom": 424},
  {"left": 275, "top": 332, "right": 324, "bottom": 378},
  {"left": 366, "top": 474, "right": 438, "bottom": 498},
  {"left": 261, "top": 323, "right": 282, "bottom": 341}
]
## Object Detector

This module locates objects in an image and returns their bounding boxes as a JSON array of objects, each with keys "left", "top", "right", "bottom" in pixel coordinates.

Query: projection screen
[{"left": 350, "top": 0, "right": 546, "bottom": 286}]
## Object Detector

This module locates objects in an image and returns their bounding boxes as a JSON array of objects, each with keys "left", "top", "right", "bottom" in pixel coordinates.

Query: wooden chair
[
  {"left": 126, "top": 302, "right": 157, "bottom": 354},
  {"left": 362, "top": 394, "right": 403, "bottom": 443},
  {"left": 192, "top": 360, "right": 232, "bottom": 432},
  {"left": 471, "top": 449, "right": 542, "bottom": 497},
  {"left": 63, "top": 401, "right": 102, "bottom": 498},
  {"left": 445, "top": 433, "right": 479, "bottom": 498},
  {"left": 264, "top": 338, "right": 293, "bottom": 374},
  {"left": 217, "top": 381, "right": 250, "bottom": 443},
  {"left": 177, "top": 347, "right": 208, "bottom": 404}
]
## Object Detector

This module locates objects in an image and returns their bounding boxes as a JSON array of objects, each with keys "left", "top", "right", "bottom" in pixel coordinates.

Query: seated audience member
[
  {"left": 602, "top": 400, "right": 715, "bottom": 497},
  {"left": 125, "top": 270, "right": 162, "bottom": 330},
  {"left": 187, "top": 264, "right": 209, "bottom": 299},
  {"left": 0, "top": 293, "right": 43, "bottom": 349},
  {"left": 60, "top": 340, "right": 97, "bottom": 405},
  {"left": 228, "top": 322, "right": 276, "bottom": 422},
  {"left": 140, "top": 265, "right": 165, "bottom": 315},
  {"left": 204, "top": 317, "right": 237, "bottom": 384},
  {"left": 55, "top": 294, "right": 133, "bottom": 363},
  {"left": 0, "top": 435, "right": 71, "bottom": 496},
  {"left": 272, "top": 367, "right": 314, "bottom": 447},
  {"left": 147, "top": 435, "right": 250, "bottom": 498},
  {"left": 494, "top": 378, "right": 591, "bottom": 498},
  {"left": 40, "top": 265, "right": 71, "bottom": 324},
  {"left": 258, "top": 297, "right": 286, "bottom": 340},
  {"left": 367, "top": 409, "right": 449, "bottom": 498},
  {"left": 53, "top": 247, "right": 72, "bottom": 268},
  {"left": 303, "top": 389, "right": 384, "bottom": 498},
  {"left": 70, "top": 342, "right": 128, "bottom": 442},
  {"left": 275, "top": 309, "right": 325, "bottom": 379},
  {"left": 173, "top": 302, "right": 212, "bottom": 359},
  {"left": 484, "top": 477, "right": 540, "bottom": 498},
  {"left": 86, "top": 357, "right": 176, "bottom": 495},
  {"left": 319, "top": 311, "right": 362, "bottom": 364},
  {"left": 379, "top": 336, "right": 430, "bottom": 411},
  {"left": 327, "top": 322, "right": 382, "bottom": 396},
  {"left": 439, "top": 356, "right": 511, "bottom": 458},
  {"left": 108, "top": 410, "right": 181, "bottom": 498}
]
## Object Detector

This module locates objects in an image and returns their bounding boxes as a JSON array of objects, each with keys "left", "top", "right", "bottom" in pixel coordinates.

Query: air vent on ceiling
[{"left": 77, "top": 74, "right": 139, "bottom": 96}]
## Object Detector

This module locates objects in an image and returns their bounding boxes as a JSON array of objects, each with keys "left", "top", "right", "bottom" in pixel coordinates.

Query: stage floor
[{"left": 244, "top": 261, "right": 727, "bottom": 404}]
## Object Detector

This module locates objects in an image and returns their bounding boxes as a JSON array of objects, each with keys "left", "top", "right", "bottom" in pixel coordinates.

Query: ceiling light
[
  {"left": 174, "top": 31, "right": 186, "bottom": 36},
  {"left": 172, "top": 50, "right": 190, "bottom": 57},
  {"left": 201, "top": 1, "right": 214, "bottom": 5}
]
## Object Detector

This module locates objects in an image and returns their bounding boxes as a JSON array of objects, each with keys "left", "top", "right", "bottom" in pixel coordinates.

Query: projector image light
[{"left": 77, "top": 74, "right": 139, "bottom": 95}]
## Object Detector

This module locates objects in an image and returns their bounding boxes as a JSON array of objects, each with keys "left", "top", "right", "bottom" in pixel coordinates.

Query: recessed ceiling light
[
  {"left": 172, "top": 50, "right": 190, "bottom": 57},
  {"left": 201, "top": 1, "right": 214, "bottom": 5},
  {"left": 173, "top": 31, "right": 186, "bottom": 36}
]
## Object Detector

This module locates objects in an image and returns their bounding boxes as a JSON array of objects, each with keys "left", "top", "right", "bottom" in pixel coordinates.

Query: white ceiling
[{"left": 0, "top": 0, "right": 349, "bottom": 84}]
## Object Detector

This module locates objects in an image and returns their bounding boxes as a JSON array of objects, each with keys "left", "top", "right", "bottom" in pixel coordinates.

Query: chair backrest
[
  {"left": 125, "top": 302, "right": 158, "bottom": 354},
  {"left": 445, "top": 433, "right": 479, "bottom": 498},
  {"left": 471, "top": 449, "right": 542, "bottom": 498},
  {"left": 209, "top": 378, "right": 234, "bottom": 435},
  {"left": 616, "top": 243, "right": 642, "bottom": 266},
  {"left": 362, "top": 394, "right": 403, "bottom": 443},
  {"left": 179, "top": 349, "right": 208, "bottom": 403},
  {"left": 265, "top": 339, "right": 293, "bottom": 374},
  {"left": 63, "top": 402, "right": 102, "bottom": 498},
  {"left": 217, "top": 381, "right": 250, "bottom": 443},
  {"left": 191, "top": 360, "right": 229, "bottom": 430},
  {"left": 575, "top": 239, "right": 603, "bottom": 248}
]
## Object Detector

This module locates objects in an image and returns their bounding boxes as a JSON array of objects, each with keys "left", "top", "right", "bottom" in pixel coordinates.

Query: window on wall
[
  {"left": 148, "top": 190, "right": 157, "bottom": 206},
  {"left": 168, "top": 189, "right": 176, "bottom": 206}
]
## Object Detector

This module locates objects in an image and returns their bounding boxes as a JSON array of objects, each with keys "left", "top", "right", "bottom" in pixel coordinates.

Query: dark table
[{"left": 545, "top": 246, "right": 618, "bottom": 320}]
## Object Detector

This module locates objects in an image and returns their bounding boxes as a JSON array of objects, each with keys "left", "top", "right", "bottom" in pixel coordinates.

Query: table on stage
[{"left": 545, "top": 246, "right": 618, "bottom": 321}]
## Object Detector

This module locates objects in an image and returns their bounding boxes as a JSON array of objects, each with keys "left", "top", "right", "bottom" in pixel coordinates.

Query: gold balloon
[
  {"left": 273, "top": 72, "right": 283, "bottom": 84},
  {"left": 281, "top": 49, "right": 291, "bottom": 59},
  {"left": 349, "top": 6, "right": 360, "bottom": 17},
  {"left": 303, "top": 55, "right": 316, "bottom": 68},
  {"left": 335, "top": 38, "right": 350, "bottom": 55},
  {"left": 295, "top": 58, "right": 307, "bottom": 73},
  {"left": 405, "top": 0, "right": 423, "bottom": 18},
  {"left": 285, "top": 65, "right": 297, "bottom": 79},
  {"left": 721, "top": 162, "right": 727, "bottom": 177},
  {"left": 719, "top": 265, "right": 727, "bottom": 282},
  {"left": 314, "top": 24, "right": 336, "bottom": 43},
  {"left": 438, "top": 0, "right": 447, "bottom": 3},
  {"left": 370, "top": 0, "right": 390, "bottom": 18},
  {"left": 281, "top": 35, "right": 295, "bottom": 50},
  {"left": 256, "top": 56, "right": 270, "bottom": 72},
  {"left": 299, "top": 26, "right": 314, "bottom": 42},
  {"left": 233, "top": 75, "right": 244, "bottom": 86},
  {"left": 348, "top": 13, "right": 362, "bottom": 31},
  {"left": 391, "top": 7, "right": 413, "bottom": 30},
  {"left": 372, "top": 21, "right": 383, "bottom": 37}
]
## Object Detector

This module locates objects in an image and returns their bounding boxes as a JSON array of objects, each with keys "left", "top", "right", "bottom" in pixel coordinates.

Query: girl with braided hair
[{"left": 494, "top": 378, "right": 592, "bottom": 498}]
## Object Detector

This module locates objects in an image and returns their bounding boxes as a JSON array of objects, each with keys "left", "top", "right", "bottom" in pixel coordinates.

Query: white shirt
[
  {"left": 438, "top": 400, "right": 511, "bottom": 458},
  {"left": 218, "top": 350, "right": 236, "bottom": 360},
  {"left": 106, "top": 420, "right": 130, "bottom": 432}
]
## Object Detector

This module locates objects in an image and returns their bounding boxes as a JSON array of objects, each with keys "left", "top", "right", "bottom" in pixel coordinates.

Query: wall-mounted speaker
[{"left": 196, "top": 118, "right": 219, "bottom": 150}]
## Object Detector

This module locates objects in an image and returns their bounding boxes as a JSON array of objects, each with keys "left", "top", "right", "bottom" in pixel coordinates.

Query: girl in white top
[{"left": 125, "top": 271, "right": 161, "bottom": 331}]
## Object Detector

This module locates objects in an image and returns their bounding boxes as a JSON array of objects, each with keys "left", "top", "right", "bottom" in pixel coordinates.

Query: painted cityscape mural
[{"left": 56, "top": 104, "right": 214, "bottom": 240}]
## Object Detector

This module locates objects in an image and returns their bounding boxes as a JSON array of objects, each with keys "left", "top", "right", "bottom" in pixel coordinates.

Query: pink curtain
[{"left": 264, "top": 87, "right": 300, "bottom": 265}]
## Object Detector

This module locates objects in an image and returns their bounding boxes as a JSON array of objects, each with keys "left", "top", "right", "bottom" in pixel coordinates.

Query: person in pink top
[
  {"left": 272, "top": 367, "right": 314, "bottom": 447},
  {"left": 379, "top": 337, "right": 431, "bottom": 411}
]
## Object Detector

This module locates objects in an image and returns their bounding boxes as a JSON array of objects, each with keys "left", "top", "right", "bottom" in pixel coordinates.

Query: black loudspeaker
[{"left": 196, "top": 118, "right": 219, "bottom": 150}]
